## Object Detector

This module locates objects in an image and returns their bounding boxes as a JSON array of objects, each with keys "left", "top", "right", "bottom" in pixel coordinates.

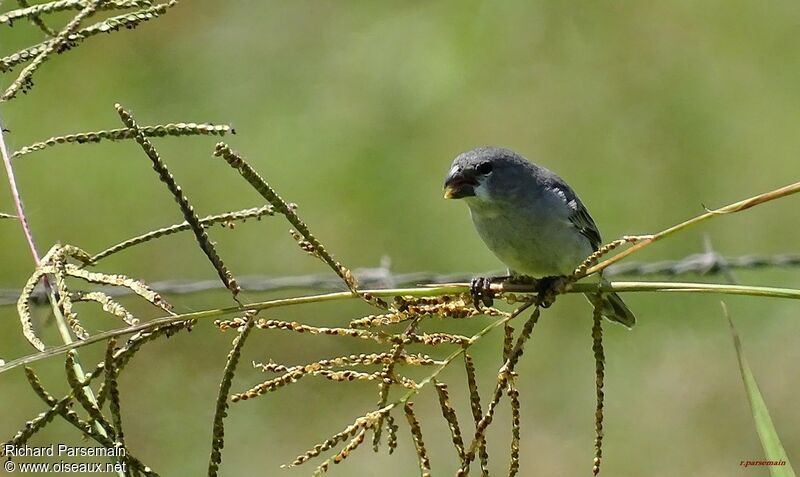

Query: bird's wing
[
  {"left": 546, "top": 181, "right": 602, "bottom": 251},
  {"left": 569, "top": 201, "right": 602, "bottom": 251}
]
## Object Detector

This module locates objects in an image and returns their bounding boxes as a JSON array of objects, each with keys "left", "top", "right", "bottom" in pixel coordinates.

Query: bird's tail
[{"left": 584, "top": 285, "right": 636, "bottom": 329}]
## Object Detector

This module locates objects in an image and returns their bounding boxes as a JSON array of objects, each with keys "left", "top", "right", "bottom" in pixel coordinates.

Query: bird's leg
[
  {"left": 469, "top": 275, "right": 513, "bottom": 309},
  {"left": 534, "top": 275, "right": 569, "bottom": 308},
  {"left": 469, "top": 277, "right": 494, "bottom": 309}
]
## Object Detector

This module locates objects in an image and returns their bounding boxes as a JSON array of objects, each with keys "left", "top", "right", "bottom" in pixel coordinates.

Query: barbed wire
[{"left": 3, "top": 251, "right": 798, "bottom": 307}]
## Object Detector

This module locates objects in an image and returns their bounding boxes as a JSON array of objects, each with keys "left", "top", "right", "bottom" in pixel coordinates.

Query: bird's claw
[
  {"left": 470, "top": 277, "right": 495, "bottom": 309},
  {"left": 535, "top": 276, "right": 569, "bottom": 308},
  {"left": 470, "top": 275, "right": 569, "bottom": 309}
]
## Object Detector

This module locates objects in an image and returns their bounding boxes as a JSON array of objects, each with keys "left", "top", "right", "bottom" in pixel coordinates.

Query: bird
[{"left": 443, "top": 146, "right": 635, "bottom": 328}]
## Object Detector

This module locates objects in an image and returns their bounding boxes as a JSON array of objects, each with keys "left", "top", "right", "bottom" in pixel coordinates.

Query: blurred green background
[{"left": 1, "top": 1, "right": 799, "bottom": 475}]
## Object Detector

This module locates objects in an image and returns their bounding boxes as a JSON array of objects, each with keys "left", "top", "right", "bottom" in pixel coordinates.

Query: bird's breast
[{"left": 468, "top": 202, "right": 592, "bottom": 277}]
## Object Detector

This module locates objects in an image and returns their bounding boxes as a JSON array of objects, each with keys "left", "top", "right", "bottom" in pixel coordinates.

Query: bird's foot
[
  {"left": 534, "top": 275, "right": 569, "bottom": 308},
  {"left": 470, "top": 276, "right": 497, "bottom": 310}
]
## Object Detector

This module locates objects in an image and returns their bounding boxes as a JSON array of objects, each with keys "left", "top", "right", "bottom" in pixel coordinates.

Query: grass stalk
[{"left": 2, "top": 279, "right": 800, "bottom": 375}]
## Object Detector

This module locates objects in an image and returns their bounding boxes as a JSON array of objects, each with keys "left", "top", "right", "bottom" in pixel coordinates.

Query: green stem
[{"left": 2, "top": 280, "right": 799, "bottom": 375}]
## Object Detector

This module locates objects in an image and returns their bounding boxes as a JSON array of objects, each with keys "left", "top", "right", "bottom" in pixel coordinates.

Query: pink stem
[{"left": 0, "top": 123, "right": 42, "bottom": 265}]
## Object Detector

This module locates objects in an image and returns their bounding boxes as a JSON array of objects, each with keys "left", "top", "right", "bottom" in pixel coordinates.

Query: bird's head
[{"left": 443, "top": 146, "right": 532, "bottom": 204}]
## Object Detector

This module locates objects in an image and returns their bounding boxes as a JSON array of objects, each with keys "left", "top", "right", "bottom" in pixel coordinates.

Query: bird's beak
[{"left": 443, "top": 167, "right": 478, "bottom": 199}]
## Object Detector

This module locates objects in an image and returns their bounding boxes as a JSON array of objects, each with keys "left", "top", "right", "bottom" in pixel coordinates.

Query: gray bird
[{"left": 443, "top": 146, "right": 635, "bottom": 327}]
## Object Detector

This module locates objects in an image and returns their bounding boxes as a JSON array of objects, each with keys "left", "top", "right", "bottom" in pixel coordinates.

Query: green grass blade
[{"left": 723, "top": 303, "right": 796, "bottom": 477}]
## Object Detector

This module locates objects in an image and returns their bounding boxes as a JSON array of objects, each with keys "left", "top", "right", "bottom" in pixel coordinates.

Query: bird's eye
[{"left": 476, "top": 162, "right": 493, "bottom": 175}]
